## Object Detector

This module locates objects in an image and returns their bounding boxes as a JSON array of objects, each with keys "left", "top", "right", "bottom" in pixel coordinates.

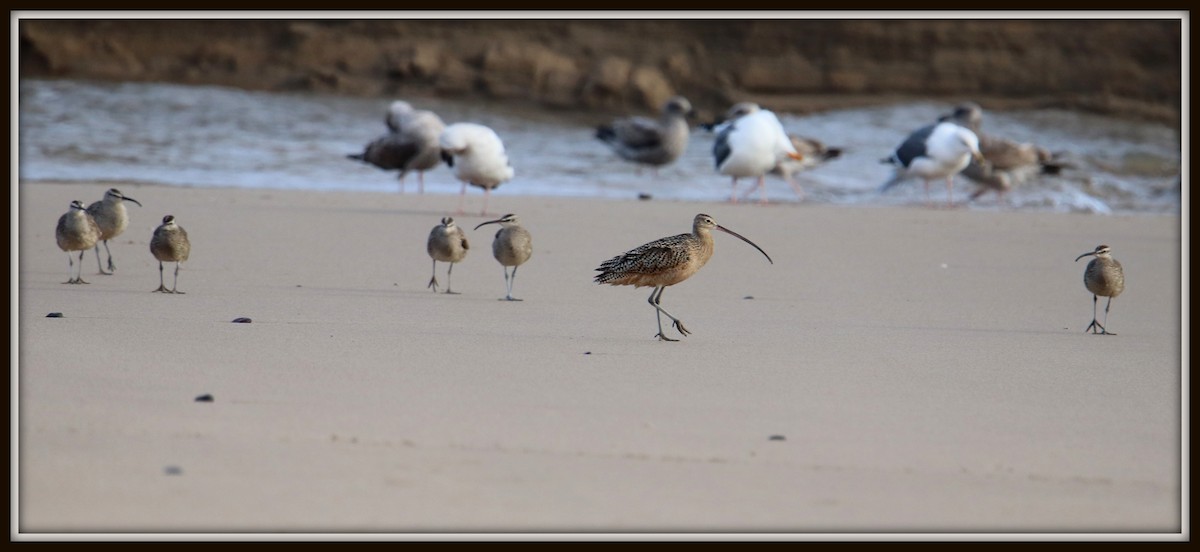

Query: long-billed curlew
[
  {"left": 595, "top": 213, "right": 773, "bottom": 341},
  {"left": 474, "top": 213, "right": 533, "bottom": 301},
  {"left": 86, "top": 187, "right": 142, "bottom": 274},
  {"left": 56, "top": 200, "right": 102, "bottom": 284},
  {"left": 938, "top": 102, "right": 1072, "bottom": 203},
  {"left": 879, "top": 120, "right": 984, "bottom": 207},
  {"left": 596, "top": 96, "right": 694, "bottom": 176},
  {"left": 347, "top": 100, "right": 446, "bottom": 194},
  {"left": 439, "top": 122, "right": 514, "bottom": 216},
  {"left": 427, "top": 216, "right": 470, "bottom": 294},
  {"left": 711, "top": 102, "right": 804, "bottom": 205},
  {"left": 1075, "top": 244, "right": 1125, "bottom": 335},
  {"left": 150, "top": 215, "right": 191, "bottom": 294}
]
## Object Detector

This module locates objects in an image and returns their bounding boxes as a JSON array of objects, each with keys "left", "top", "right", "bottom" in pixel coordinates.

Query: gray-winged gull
[
  {"left": 348, "top": 100, "right": 446, "bottom": 194},
  {"left": 711, "top": 102, "right": 804, "bottom": 204},
  {"left": 596, "top": 96, "right": 694, "bottom": 175},
  {"left": 880, "top": 120, "right": 984, "bottom": 206},
  {"left": 938, "top": 102, "right": 1070, "bottom": 202}
]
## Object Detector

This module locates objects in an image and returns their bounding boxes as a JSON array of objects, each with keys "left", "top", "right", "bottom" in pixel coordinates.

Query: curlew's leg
[
  {"left": 428, "top": 259, "right": 440, "bottom": 292},
  {"left": 1100, "top": 297, "right": 1116, "bottom": 335},
  {"left": 171, "top": 262, "right": 185, "bottom": 294},
  {"left": 104, "top": 240, "right": 116, "bottom": 273},
  {"left": 647, "top": 286, "right": 689, "bottom": 341},
  {"left": 444, "top": 262, "right": 460, "bottom": 295},
  {"left": 1084, "top": 294, "right": 1106, "bottom": 334},
  {"left": 93, "top": 243, "right": 112, "bottom": 275},
  {"left": 65, "top": 252, "right": 81, "bottom": 284},
  {"left": 153, "top": 261, "right": 170, "bottom": 292},
  {"left": 73, "top": 251, "right": 90, "bottom": 284},
  {"left": 501, "top": 266, "right": 522, "bottom": 301}
]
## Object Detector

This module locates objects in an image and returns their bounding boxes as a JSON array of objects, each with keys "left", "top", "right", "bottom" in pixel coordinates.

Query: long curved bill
[
  {"left": 1074, "top": 251, "right": 1096, "bottom": 262},
  {"left": 474, "top": 219, "right": 502, "bottom": 231},
  {"left": 716, "top": 224, "right": 773, "bottom": 264},
  {"left": 123, "top": 196, "right": 142, "bottom": 207}
]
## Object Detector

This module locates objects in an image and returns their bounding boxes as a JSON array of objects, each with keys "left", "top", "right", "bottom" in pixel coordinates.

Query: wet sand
[{"left": 15, "top": 181, "right": 1184, "bottom": 537}]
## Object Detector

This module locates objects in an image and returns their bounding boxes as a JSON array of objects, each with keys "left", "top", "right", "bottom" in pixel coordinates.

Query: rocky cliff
[{"left": 18, "top": 18, "right": 1183, "bottom": 123}]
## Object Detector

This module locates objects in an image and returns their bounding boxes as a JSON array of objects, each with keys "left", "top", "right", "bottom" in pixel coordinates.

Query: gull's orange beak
[{"left": 787, "top": 151, "right": 804, "bottom": 161}]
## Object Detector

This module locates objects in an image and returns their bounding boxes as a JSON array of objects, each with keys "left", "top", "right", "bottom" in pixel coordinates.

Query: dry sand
[{"left": 14, "top": 181, "right": 1186, "bottom": 538}]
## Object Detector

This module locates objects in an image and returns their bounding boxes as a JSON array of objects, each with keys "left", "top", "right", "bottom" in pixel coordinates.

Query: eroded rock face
[{"left": 17, "top": 19, "right": 1182, "bottom": 123}]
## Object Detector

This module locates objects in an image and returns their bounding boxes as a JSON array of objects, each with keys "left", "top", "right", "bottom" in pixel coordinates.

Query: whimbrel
[
  {"left": 711, "top": 103, "right": 804, "bottom": 204},
  {"left": 595, "top": 213, "right": 773, "bottom": 341},
  {"left": 938, "top": 102, "right": 1072, "bottom": 203},
  {"left": 86, "top": 187, "right": 142, "bottom": 274},
  {"left": 347, "top": 100, "right": 446, "bottom": 194},
  {"left": 1075, "top": 244, "right": 1125, "bottom": 335},
  {"left": 55, "top": 200, "right": 102, "bottom": 284},
  {"left": 596, "top": 96, "right": 694, "bottom": 176},
  {"left": 879, "top": 121, "right": 984, "bottom": 206},
  {"left": 439, "top": 122, "right": 514, "bottom": 216},
  {"left": 427, "top": 216, "right": 470, "bottom": 294},
  {"left": 150, "top": 215, "right": 191, "bottom": 294},
  {"left": 474, "top": 214, "right": 533, "bottom": 301}
]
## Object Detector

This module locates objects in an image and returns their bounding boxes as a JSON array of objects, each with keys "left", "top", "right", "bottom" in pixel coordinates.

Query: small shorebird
[
  {"left": 86, "top": 187, "right": 142, "bottom": 274},
  {"left": 474, "top": 213, "right": 533, "bottom": 301},
  {"left": 880, "top": 120, "right": 984, "bottom": 206},
  {"left": 150, "top": 215, "right": 191, "bottom": 294},
  {"left": 55, "top": 200, "right": 102, "bottom": 284},
  {"left": 347, "top": 100, "right": 446, "bottom": 194},
  {"left": 439, "top": 122, "right": 514, "bottom": 216},
  {"left": 427, "top": 216, "right": 470, "bottom": 294},
  {"left": 596, "top": 95, "right": 694, "bottom": 176},
  {"left": 595, "top": 213, "right": 773, "bottom": 341},
  {"left": 938, "top": 102, "right": 1071, "bottom": 202},
  {"left": 711, "top": 102, "right": 804, "bottom": 204},
  {"left": 1075, "top": 244, "right": 1125, "bottom": 335}
]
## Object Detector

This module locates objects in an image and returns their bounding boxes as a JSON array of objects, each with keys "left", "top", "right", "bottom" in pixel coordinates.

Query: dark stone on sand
[
  {"left": 768, "top": 435, "right": 786, "bottom": 441},
  {"left": 231, "top": 317, "right": 252, "bottom": 323},
  {"left": 46, "top": 312, "right": 63, "bottom": 318},
  {"left": 195, "top": 394, "right": 214, "bottom": 402}
]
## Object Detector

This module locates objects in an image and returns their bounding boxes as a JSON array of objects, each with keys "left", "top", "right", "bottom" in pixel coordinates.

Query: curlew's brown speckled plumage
[
  {"left": 150, "top": 214, "right": 191, "bottom": 294},
  {"left": 427, "top": 216, "right": 470, "bottom": 294},
  {"left": 475, "top": 214, "right": 532, "bottom": 301},
  {"left": 86, "top": 187, "right": 142, "bottom": 274},
  {"left": 1075, "top": 244, "right": 1125, "bottom": 335},
  {"left": 595, "top": 213, "right": 772, "bottom": 341},
  {"left": 56, "top": 200, "right": 103, "bottom": 284}
]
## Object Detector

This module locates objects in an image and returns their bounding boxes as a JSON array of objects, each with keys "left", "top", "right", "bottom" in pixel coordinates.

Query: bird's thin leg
[
  {"left": 729, "top": 177, "right": 739, "bottom": 204},
  {"left": 398, "top": 174, "right": 406, "bottom": 194},
  {"left": 418, "top": 171, "right": 426, "bottom": 195},
  {"left": 648, "top": 286, "right": 689, "bottom": 340},
  {"left": 65, "top": 252, "right": 79, "bottom": 284},
  {"left": 758, "top": 175, "right": 769, "bottom": 205},
  {"left": 1101, "top": 297, "right": 1116, "bottom": 335},
  {"left": 945, "top": 176, "right": 955, "bottom": 207},
  {"left": 502, "top": 266, "right": 522, "bottom": 301},
  {"left": 480, "top": 188, "right": 491, "bottom": 217},
  {"left": 923, "top": 179, "right": 933, "bottom": 206},
  {"left": 427, "top": 260, "right": 440, "bottom": 292},
  {"left": 153, "top": 261, "right": 169, "bottom": 292},
  {"left": 456, "top": 182, "right": 467, "bottom": 215},
  {"left": 1084, "top": 294, "right": 1104, "bottom": 334},
  {"left": 74, "top": 251, "right": 90, "bottom": 284},
  {"left": 103, "top": 240, "right": 116, "bottom": 272},
  {"left": 93, "top": 244, "right": 111, "bottom": 275},
  {"left": 444, "top": 262, "right": 460, "bottom": 295},
  {"left": 171, "top": 262, "right": 185, "bottom": 294},
  {"left": 787, "top": 175, "right": 806, "bottom": 202}
]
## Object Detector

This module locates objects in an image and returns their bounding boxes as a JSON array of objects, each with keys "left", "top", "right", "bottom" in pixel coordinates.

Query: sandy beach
[{"left": 14, "top": 181, "right": 1185, "bottom": 538}]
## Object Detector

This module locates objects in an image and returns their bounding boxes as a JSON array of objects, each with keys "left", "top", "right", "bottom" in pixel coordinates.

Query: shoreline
[{"left": 15, "top": 180, "right": 1185, "bottom": 536}]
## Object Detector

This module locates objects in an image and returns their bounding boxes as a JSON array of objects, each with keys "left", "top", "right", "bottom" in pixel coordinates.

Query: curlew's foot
[
  {"left": 97, "top": 268, "right": 113, "bottom": 275},
  {"left": 673, "top": 320, "right": 691, "bottom": 337},
  {"left": 501, "top": 296, "right": 523, "bottom": 302},
  {"left": 152, "top": 285, "right": 170, "bottom": 293},
  {"left": 1084, "top": 320, "right": 1113, "bottom": 335},
  {"left": 172, "top": 289, "right": 186, "bottom": 295},
  {"left": 443, "top": 289, "right": 460, "bottom": 295},
  {"left": 427, "top": 277, "right": 439, "bottom": 292},
  {"left": 64, "top": 278, "right": 89, "bottom": 284},
  {"left": 654, "top": 332, "right": 679, "bottom": 342},
  {"left": 107, "top": 259, "right": 117, "bottom": 272}
]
